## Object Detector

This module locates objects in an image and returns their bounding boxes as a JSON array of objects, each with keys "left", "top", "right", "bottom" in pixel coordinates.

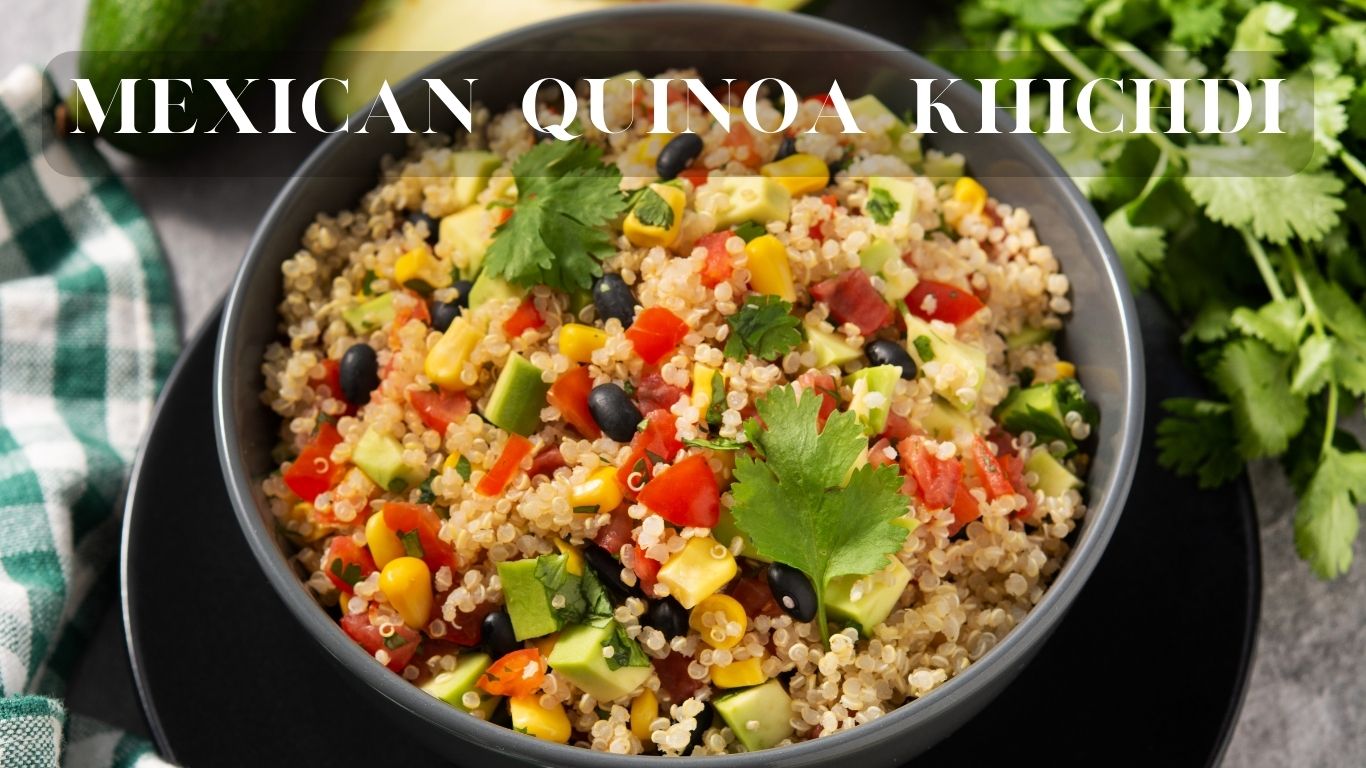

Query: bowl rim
[{"left": 214, "top": 5, "right": 1145, "bottom": 765}]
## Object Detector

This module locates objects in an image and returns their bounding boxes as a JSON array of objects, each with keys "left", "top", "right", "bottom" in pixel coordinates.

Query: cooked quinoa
[{"left": 260, "top": 72, "right": 1094, "bottom": 756}]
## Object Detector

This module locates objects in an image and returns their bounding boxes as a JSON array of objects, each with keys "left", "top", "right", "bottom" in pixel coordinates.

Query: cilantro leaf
[
  {"left": 1229, "top": 299, "right": 1303, "bottom": 353},
  {"left": 1156, "top": 398, "right": 1245, "bottom": 488},
  {"left": 865, "top": 187, "right": 899, "bottom": 225},
  {"left": 682, "top": 436, "right": 746, "bottom": 451},
  {"left": 983, "top": 0, "right": 1087, "bottom": 31},
  {"left": 724, "top": 296, "right": 804, "bottom": 362},
  {"left": 1211, "top": 338, "right": 1308, "bottom": 458},
  {"left": 1104, "top": 208, "right": 1166, "bottom": 289},
  {"left": 632, "top": 187, "right": 675, "bottom": 229},
  {"left": 1226, "top": 1, "right": 1296, "bottom": 82},
  {"left": 483, "top": 141, "right": 628, "bottom": 292},
  {"left": 1183, "top": 143, "right": 1344, "bottom": 244},
  {"left": 533, "top": 553, "right": 614, "bottom": 627},
  {"left": 733, "top": 220, "right": 767, "bottom": 242},
  {"left": 729, "top": 385, "right": 909, "bottom": 643},
  {"left": 1294, "top": 447, "right": 1366, "bottom": 579},
  {"left": 602, "top": 621, "right": 650, "bottom": 670},
  {"left": 1163, "top": 0, "right": 1226, "bottom": 50}
]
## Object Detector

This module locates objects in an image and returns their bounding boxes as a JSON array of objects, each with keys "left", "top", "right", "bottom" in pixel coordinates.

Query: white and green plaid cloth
[{"left": 0, "top": 65, "right": 178, "bottom": 767}]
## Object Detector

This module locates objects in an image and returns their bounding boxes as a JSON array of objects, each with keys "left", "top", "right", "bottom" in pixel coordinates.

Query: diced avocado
[
  {"left": 993, "top": 379, "right": 1096, "bottom": 456},
  {"left": 1026, "top": 449, "right": 1082, "bottom": 498},
  {"left": 546, "top": 622, "right": 652, "bottom": 703},
  {"left": 711, "top": 508, "right": 769, "bottom": 563},
  {"left": 484, "top": 353, "right": 550, "bottom": 436},
  {"left": 656, "top": 536, "right": 737, "bottom": 609},
  {"left": 496, "top": 558, "right": 562, "bottom": 641},
  {"left": 824, "top": 558, "right": 911, "bottom": 636},
  {"left": 709, "top": 176, "right": 792, "bottom": 228},
  {"left": 920, "top": 397, "right": 974, "bottom": 441},
  {"left": 440, "top": 205, "right": 494, "bottom": 279},
  {"left": 903, "top": 313, "right": 987, "bottom": 412},
  {"left": 878, "top": 261, "right": 919, "bottom": 302},
  {"left": 713, "top": 679, "right": 794, "bottom": 751},
  {"left": 343, "top": 292, "right": 396, "bottom": 334},
  {"left": 848, "top": 95, "right": 921, "bottom": 164},
  {"left": 451, "top": 151, "right": 501, "bottom": 209},
  {"left": 1005, "top": 326, "right": 1055, "bottom": 349},
  {"left": 421, "top": 653, "right": 499, "bottom": 717},
  {"left": 804, "top": 326, "right": 861, "bottom": 368},
  {"left": 920, "top": 150, "right": 965, "bottom": 183},
  {"left": 868, "top": 176, "right": 920, "bottom": 225},
  {"left": 859, "top": 238, "right": 899, "bottom": 274},
  {"left": 844, "top": 365, "right": 900, "bottom": 436},
  {"left": 353, "top": 427, "right": 424, "bottom": 492},
  {"left": 468, "top": 269, "right": 526, "bottom": 308}
]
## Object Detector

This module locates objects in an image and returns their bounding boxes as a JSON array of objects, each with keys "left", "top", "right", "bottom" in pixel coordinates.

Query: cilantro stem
[
  {"left": 1089, "top": 32, "right": 1172, "bottom": 87},
  {"left": 1239, "top": 228, "right": 1287, "bottom": 304},
  {"left": 1338, "top": 148, "right": 1366, "bottom": 188},
  {"left": 1283, "top": 246, "right": 1339, "bottom": 459},
  {"left": 1322, "top": 6, "right": 1353, "bottom": 24}
]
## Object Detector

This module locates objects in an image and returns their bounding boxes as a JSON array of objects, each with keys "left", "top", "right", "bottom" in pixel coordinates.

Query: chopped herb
[
  {"left": 602, "top": 621, "right": 650, "bottom": 670},
  {"left": 1018, "top": 367, "right": 1035, "bottom": 388},
  {"left": 533, "top": 554, "right": 613, "bottom": 626},
  {"left": 455, "top": 455, "right": 472, "bottom": 482},
  {"left": 388, "top": 478, "right": 409, "bottom": 493},
  {"left": 705, "top": 371, "right": 726, "bottom": 427},
  {"left": 383, "top": 633, "right": 409, "bottom": 649},
  {"left": 361, "top": 269, "right": 379, "bottom": 295},
  {"left": 632, "top": 187, "right": 675, "bottom": 229},
  {"left": 573, "top": 505, "right": 599, "bottom": 514},
  {"left": 724, "top": 295, "right": 804, "bottom": 362},
  {"left": 733, "top": 220, "right": 767, "bottom": 242},
  {"left": 683, "top": 436, "right": 745, "bottom": 451},
  {"left": 623, "top": 380, "right": 637, "bottom": 398},
  {"left": 913, "top": 335, "right": 935, "bottom": 362},
  {"left": 330, "top": 558, "right": 363, "bottom": 588},
  {"left": 866, "top": 187, "right": 899, "bottom": 225},
  {"left": 417, "top": 471, "right": 438, "bottom": 504},
  {"left": 399, "top": 530, "right": 424, "bottom": 559}
]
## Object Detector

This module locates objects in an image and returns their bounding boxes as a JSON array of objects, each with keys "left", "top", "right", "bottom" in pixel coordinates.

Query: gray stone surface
[{"left": 6, "top": 3, "right": 1365, "bottom": 766}]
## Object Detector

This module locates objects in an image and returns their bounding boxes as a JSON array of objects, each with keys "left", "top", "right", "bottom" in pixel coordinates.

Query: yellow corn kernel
[
  {"left": 365, "top": 511, "right": 405, "bottom": 569},
  {"left": 688, "top": 594, "right": 748, "bottom": 650},
  {"left": 1055, "top": 360, "right": 1076, "bottom": 379},
  {"left": 657, "top": 536, "right": 738, "bottom": 609},
  {"left": 508, "top": 694, "right": 572, "bottom": 743},
  {"left": 710, "top": 657, "right": 766, "bottom": 689},
  {"left": 744, "top": 234, "right": 796, "bottom": 303},
  {"left": 424, "top": 316, "right": 482, "bottom": 390},
  {"left": 627, "top": 133, "right": 671, "bottom": 168},
  {"left": 394, "top": 246, "right": 452, "bottom": 294},
  {"left": 630, "top": 688, "right": 658, "bottom": 742},
  {"left": 553, "top": 539, "right": 584, "bottom": 576},
  {"left": 690, "top": 363, "right": 727, "bottom": 415},
  {"left": 760, "top": 153, "right": 831, "bottom": 197},
  {"left": 379, "top": 556, "right": 433, "bottom": 629},
  {"left": 558, "top": 323, "right": 608, "bottom": 364},
  {"left": 531, "top": 633, "right": 558, "bottom": 657},
  {"left": 568, "top": 467, "right": 624, "bottom": 515},
  {"left": 624, "top": 183, "right": 686, "bottom": 249},
  {"left": 443, "top": 452, "right": 463, "bottom": 471},
  {"left": 952, "top": 177, "right": 987, "bottom": 217}
]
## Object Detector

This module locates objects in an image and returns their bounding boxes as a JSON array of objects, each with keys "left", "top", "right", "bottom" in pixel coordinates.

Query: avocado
[
  {"left": 993, "top": 379, "right": 1096, "bottom": 456},
  {"left": 868, "top": 177, "right": 920, "bottom": 225},
  {"left": 496, "top": 557, "right": 562, "bottom": 640},
  {"left": 824, "top": 558, "right": 911, "bottom": 636},
  {"left": 1004, "top": 326, "right": 1056, "bottom": 349},
  {"left": 1025, "top": 449, "right": 1082, "bottom": 497},
  {"left": 421, "top": 653, "right": 499, "bottom": 717},
  {"left": 858, "top": 238, "right": 899, "bottom": 275},
  {"left": 711, "top": 508, "right": 769, "bottom": 563},
  {"left": 546, "top": 622, "right": 652, "bottom": 703},
  {"left": 920, "top": 397, "right": 974, "bottom": 441},
  {"left": 921, "top": 151, "right": 966, "bottom": 183},
  {"left": 451, "top": 151, "right": 502, "bottom": 209},
  {"left": 468, "top": 270, "right": 526, "bottom": 308},
  {"left": 848, "top": 95, "right": 922, "bottom": 164},
  {"left": 343, "top": 292, "right": 397, "bottom": 335},
  {"left": 878, "top": 261, "right": 919, "bottom": 302},
  {"left": 804, "top": 326, "right": 862, "bottom": 368},
  {"left": 708, "top": 177, "right": 792, "bottom": 228},
  {"left": 440, "top": 206, "right": 494, "bottom": 279},
  {"left": 484, "top": 353, "right": 550, "bottom": 436},
  {"left": 353, "top": 427, "right": 424, "bottom": 492},
  {"left": 844, "top": 365, "right": 901, "bottom": 436},
  {"left": 713, "top": 679, "right": 794, "bottom": 751},
  {"left": 903, "top": 313, "right": 987, "bottom": 412}
]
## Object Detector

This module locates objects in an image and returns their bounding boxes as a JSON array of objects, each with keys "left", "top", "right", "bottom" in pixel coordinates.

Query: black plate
[{"left": 121, "top": 294, "right": 1258, "bottom": 767}]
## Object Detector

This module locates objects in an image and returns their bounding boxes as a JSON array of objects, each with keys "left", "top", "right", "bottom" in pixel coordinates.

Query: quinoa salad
[{"left": 260, "top": 72, "right": 1098, "bottom": 756}]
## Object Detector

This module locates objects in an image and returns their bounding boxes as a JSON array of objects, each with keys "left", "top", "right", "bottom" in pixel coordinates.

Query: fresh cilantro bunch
[
  {"left": 483, "top": 140, "right": 628, "bottom": 292},
  {"left": 932, "top": 0, "right": 1366, "bottom": 578},
  {"left": 730, "top": 385, "right": 909, "bottom": 643}
]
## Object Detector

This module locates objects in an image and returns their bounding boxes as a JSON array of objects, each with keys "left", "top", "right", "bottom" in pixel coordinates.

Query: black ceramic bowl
[{"left": 215, "top": 6, "right": 1143, "bottom": 766}]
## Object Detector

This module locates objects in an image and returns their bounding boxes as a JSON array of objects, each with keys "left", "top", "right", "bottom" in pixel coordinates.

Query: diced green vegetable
[
  {"left": 709, "top": 176, "right": 792, "bottom": 228},
  {"left": 1026, "top": 449, "right": 1083, "bottom": 497},
  {"left": 804, "top": 326, "right": 862, "bottom": 368},
  {"left": 714, "top": 680, "right": 795, "bottom": 751},
  {"left": 450, "top": 151, "right": 501, "bottom": 209},
  {"left": 421, "top": 653, "right": 498, "bottom": 717},
  {"left": 496, "top": 558, "right": 562, "bottom": 640},
  {"left": 353, "top": 427, "right": 423, "bottom": 491},
  {"left": 484, "top": 353, "right": 550, "bottom": 436},
  {"left": 545, "top": 621, "right": 652, "bottom": 702},
  {"left": 342, "top": 292, "right": 396, "bottom": 334},
  {"left": 903, "top": 313, "right": 986, "bottom": 411},
  {"left": 844, "top": 365, "right": 901, "bottom": 435},
  {"left": 823, "top": 558, "right": 911, "bottom": 636},
  {"left": 993, "top": 379, "right": 1098, "bottom": 456}
]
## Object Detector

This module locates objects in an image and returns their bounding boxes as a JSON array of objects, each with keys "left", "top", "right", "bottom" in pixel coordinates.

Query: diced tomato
[
  {"left": 313, "top": 358, "right": 346, "bottom": 403},
  {"left": 283, "top": 422, "right": 346, "bottom": 503},
  {"left": 636, "top": 370, "right": 688, "bottom": 416},
  {"left": 652, "top": 651, "right": 704, "bottom": 703},
  {"left": 898, "top": 437, "right": 962, "bottom": 510},
  {"left": 809, "top": 269, "right": 893, "bottom": 336},
  {"left": 476, "top": 434, "right": 533, "bottom": 496},
  {"left": 547, "top": 366, "right": 602, "bottom": 439},
  {"left": 529, "top": 446, "right": 567, "bottom": 478},
  {"left": 408, "top": 388, "right": 472, "bottom": 435},
  {"left": 341, "top": 612, "right": 419, "bottom": 672},
  {"left": 985, "top": 427, "right": 1016, "bottom": 458},
  {"left": 444, "top": 601, "right": 494, "bottom": 647},
  {"left": 390, "top": 292, "right": 431, "bottom": 349},
  {"left": 969, "top": 436, "right": 1015, "bottom": 501},
  {"left": 1000, "top": 453, "right": 1036, "bottom": 518},
  {"left": 722, "top": 122, "right": 763, "bottom": 168},
  {"left": 631, "top": 545, "right": 660, "bottom": 594},
  {"left": 881, "top": 411, "right": 917, "bottom": 442},
  {"left": 323, "top": 535, "right": 377, "bottom": 592},
  {"left": 382, "top": 502, "right": 456, "bottom": 572},
  {"left": 478, "top": 648, "right": 546, "bottom": 697},
  {"left": 868, "top": 437, "right": 895, "bottom": 468},
  {"left": 728, "top": 570, "right": 782, "bottom": 618},
  {"left": 905, "top": 280, "right": 986, "bottom": 325},
  {"left": 697, "top": 231, "right": 734, "bottom": 287},
  {"left": 617, "top": 411, "right": 682, "bottom": 498},
  {"left": 821, "top": 194, "right": 839, "bottom": 208},
  {"left": 595, "top": 506, "right": 636, "bottom": 556},
  {"left": 625, "top": 307, "right": 689, "bottom": 365},
  {"left": 502, "top": 296, "right": 544, "bottom": 337},
  {"left": 794, "top": 370, "right": 839, "bottom": 429},
  {"left": 678, "top": 166, "right": 710, "bottom": 189},
  {"left": 949, "top": 483, "right": 981, "bottom": 536},
  {"left": 638, "top": 454, "right": 720, "bottom": 528}
]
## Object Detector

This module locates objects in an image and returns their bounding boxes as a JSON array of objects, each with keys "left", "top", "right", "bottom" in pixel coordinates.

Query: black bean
[
  {"left": 593, "top": 274, "right": 638, "bottom": 328},
  {"left": 451, "top": 279, "right": 473, "bottom": 309},
  {"left": 406, "top": 210, "right": 440, "bottom": 245},
  {"left": 865, "top": 339, "right": 918, "bottom": 380},
  {"left": 685, "top": 704, "right": 714, "bottom": 754},
  {"left": 588, "top": 383, "right": 643, "bottom": 443},
  {"left": 430, "top": 280, "right": 473, "bottom": 333},
  {"left": 656, "top": 133, "right": 704, "bottom": 180},
  {"left": 338, "top": 343, "right": 379, "bottom": 405},
  {"left": 766, "top": 563, "right": 818, "bottom": 623},
  {"left": 774, "top": 135, "right": 797, "bottom": 161},
  {"left": 642, "top": 597, "right": 689, "bottom": 640},
  {"left": 581, "top": 542, "right": 644, "bottom": 600},
  {"left": 481, "top": 610, "right": 519, "bottom": 659}
]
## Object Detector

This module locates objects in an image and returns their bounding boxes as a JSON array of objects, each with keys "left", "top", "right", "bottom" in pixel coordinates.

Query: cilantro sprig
[
  {"left": 933, "top": 0, "right": 1366, "bottom": 579},
  {"left": 483, "top": 140, "right": 628, "bottom": 292},
  {"left": 724, "top": 295, "right": 804, "bottom": 362},
  {"left": 729, "top": 385, "right": 909, "bottom": 644}
]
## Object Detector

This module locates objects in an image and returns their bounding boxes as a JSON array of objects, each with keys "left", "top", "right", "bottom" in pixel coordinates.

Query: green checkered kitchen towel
[{"left": 0, "top": 65, "right": 179, "bottom": 766}]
